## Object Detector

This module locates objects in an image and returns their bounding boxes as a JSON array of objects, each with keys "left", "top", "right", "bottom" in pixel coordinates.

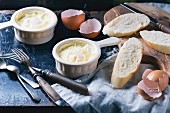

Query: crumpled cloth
[{"left": 52, "top": 52, "right": 170, "bottom": 113}]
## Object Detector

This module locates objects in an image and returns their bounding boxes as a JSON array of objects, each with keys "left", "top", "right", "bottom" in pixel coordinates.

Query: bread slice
[
  {"left": 102, "top": 13, "right": 150, "bottom": 37},
  {"left": 111, "top": 37, "right": 143, "bottom": 88},
  {"left": 140, "top": 30, "right": 170, "bottom": 54}
]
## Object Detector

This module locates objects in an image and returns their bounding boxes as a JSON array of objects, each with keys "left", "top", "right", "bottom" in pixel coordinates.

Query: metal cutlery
[
  {"left": 0, "top": 54, "right": 39, "bottom": 89},
  {"left": 6, "top": 65, "right": 41, "bottom": 102},
  {"left": 1, "top": 51, "right": 89, "bottom": 95},
  {"left": 1, "top": 48, "right": 89, "bottom": 96},
  {"left": 19, "top": 75, "right": 39, "bottom": 89},
  {"left": 0, "top": 59, "right": 41, "bottom": 102},
  {"left": 11, "top": 48, "right": 60, "bottom": 104}
]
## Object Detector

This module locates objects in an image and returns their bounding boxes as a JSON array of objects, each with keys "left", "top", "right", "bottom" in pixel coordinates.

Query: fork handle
[{"left": 35, "top": 75, "right": 60, "bottom": 103}]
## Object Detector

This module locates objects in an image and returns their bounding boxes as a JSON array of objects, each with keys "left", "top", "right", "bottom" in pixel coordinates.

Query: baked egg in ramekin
[
  {"left": 0, "top": 6, "right": 58, "bottom": 45},
  {"left": 52, "top": 37, "right": 121, "bottom": 78}
]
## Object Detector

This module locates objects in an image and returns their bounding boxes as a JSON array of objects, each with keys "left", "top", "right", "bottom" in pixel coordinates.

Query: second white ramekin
[{"left": 52, "top": 37, "right": 121, "bottom": 79}]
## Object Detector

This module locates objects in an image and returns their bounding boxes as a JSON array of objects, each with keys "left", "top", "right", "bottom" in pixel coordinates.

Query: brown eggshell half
[
  {"left": 147, "top": 70, "right": 169, "bottom": 91},
  {"left": 61, "top": 9, "right": 85, "bottom": 30},
  {"left": 79, "top": 18, "right": 102, "bottom": 38}
]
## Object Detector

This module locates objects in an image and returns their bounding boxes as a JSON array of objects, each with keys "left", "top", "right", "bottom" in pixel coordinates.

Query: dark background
[{"left": 0, "top": 0, "right": 169, "bottom": 11}]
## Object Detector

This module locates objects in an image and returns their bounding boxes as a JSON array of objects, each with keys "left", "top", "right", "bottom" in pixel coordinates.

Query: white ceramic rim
[
  {"left": 52, "top": 38, "right": 101, "bottom": 66},
  {"left": 11, "top": 6, "right": 58, "bottom": 32}
]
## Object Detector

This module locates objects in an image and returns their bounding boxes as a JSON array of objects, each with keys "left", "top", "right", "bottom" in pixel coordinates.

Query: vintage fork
[{"left": 11, "top": 48, "right": 60, "bottom": 104}]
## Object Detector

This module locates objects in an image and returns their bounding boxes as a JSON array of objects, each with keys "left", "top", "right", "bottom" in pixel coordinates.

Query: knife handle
[
  {"left": 156, "top": 23, "right": 170, "bottom": 34},
  {"left": 42, "top": 69, "right": 89, "bottom": 95},
  {"left": 35, "top": 75, "right": 60, "bottom": 102}
]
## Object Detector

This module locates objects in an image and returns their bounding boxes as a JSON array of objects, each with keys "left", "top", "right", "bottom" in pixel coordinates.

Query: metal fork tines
[
  {"left": 0, "top": 53, "right": 21, "bottom": 62},
  {"left": 11, "top": 49, "right": 30, "bottom": 65},
  {"left": 11, "top": 48, "right": 60, "bottom": 104}
]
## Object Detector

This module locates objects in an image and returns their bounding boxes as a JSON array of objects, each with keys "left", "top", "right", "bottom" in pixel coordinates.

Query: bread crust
[
  {"left": 140, "top": 30, "right": 170, "bottom": 54},
  {"left": 111, "top": 38, "right": 143, "bottom": 88},
  {"left": 102, "top": 13, "right": 150, "bottom": 37}
]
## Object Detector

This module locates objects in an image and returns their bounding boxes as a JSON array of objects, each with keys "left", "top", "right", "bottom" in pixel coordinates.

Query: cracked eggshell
[
  {"left": 61, "top": 9, "right": 85, "bottom": 30},
  {"left": 146, "top": 70, "right": 169, "bottom": 91},
  {"left": 79, "top": 18, "right": 101, "bottom": 38},
  {"left": 137, "top": 70, "right": 169, "bottom": 100}
]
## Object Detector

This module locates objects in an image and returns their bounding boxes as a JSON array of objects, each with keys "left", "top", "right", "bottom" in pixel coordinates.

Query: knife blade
[
  {"left": 32, "top": 67, "right": 89, "bottom": 96},
  {"left": 19, "top": 75, "right": 39, "bottom": 89},
  {"left": 120, "top": 3, "right": 170, "bottom": 34}
]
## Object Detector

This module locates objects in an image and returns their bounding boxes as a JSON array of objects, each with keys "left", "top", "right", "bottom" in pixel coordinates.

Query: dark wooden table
[{"left": 0, "top": 10, "right": 107, "bottom": 112}]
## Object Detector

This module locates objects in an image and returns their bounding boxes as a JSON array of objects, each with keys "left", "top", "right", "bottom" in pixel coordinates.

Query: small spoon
[
  {"left": 6, "top": 65, "right": 41, "bottom": 102},
  {"left": 0, "top": 59, "right": 39, "bottom": 88}
]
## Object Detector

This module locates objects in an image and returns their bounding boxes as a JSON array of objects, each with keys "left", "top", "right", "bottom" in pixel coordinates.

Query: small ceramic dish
[
  {"left": 52, "top": 37, "right": 121, "bottom": 78},
  {"left": 0, "top": 6, "right": 58, "bottom": 45}
]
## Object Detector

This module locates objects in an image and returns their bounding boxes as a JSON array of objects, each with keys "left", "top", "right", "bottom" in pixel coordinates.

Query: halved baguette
[
  {"left": 102, "top": 13, "right": 150, "bottom": 37},
  {"left": 140, "top": 30, "right": 170, "bottom": 54},
  {"left": 111, "top": 37, "right": 143, "bottom": 88}
]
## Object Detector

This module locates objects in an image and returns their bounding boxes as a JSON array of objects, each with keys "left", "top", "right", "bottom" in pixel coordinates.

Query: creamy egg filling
[
  {"left": 15, "top": 10, "right": 51, "bottom": 30},
  {"left": 59, "top": 41, "right": 96, "bottom": 63}
]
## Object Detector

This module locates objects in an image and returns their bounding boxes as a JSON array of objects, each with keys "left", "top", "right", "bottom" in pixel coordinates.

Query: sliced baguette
[
  {"left": 102, "top": 13, "right": 150, "bottom": 37},
  {"left": 140, "top": 30, "right": 170, "bottom": 54},
  {"left": 111, "top": 37, "right": 143, "bottom": 88}
]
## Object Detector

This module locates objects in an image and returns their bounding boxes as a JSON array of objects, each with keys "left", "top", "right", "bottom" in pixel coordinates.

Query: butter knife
[
  {"left": 19, "top": 75, "right": 39, "bottom": 89},
  {"left": 120, "top": 3, "right": 170, "bottom": 34}
]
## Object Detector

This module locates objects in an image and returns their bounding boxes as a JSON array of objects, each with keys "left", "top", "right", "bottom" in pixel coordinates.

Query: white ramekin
[
  {"left": 0, "top": 6, "right": 58, "bottom": 45},
  {"left": 52, "top": 37, "right": 121, "bottom": 79}
]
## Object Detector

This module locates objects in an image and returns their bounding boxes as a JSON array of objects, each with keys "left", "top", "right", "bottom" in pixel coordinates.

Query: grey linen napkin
[{"left": 52, "top": 50, "right": 170, "bottom": 113}]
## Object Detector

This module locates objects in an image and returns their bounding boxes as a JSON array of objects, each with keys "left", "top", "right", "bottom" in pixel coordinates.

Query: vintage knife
[
  {"left": 32, "top": 67, "right": 89, "bottom": 96},
  {"left": 28, "top": 67, "right": 61, "bottom": 105},
  {"left": 120, "top": 3, "right": 170, "bottom": 34}
]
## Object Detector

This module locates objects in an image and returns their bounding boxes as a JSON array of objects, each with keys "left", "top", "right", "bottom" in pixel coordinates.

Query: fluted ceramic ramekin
[
  {"left": 52, "top": 37, "right": 121, "bottom": 79},
  {"left": 0, "top": 6, "right": 58, "bottom": 45}
]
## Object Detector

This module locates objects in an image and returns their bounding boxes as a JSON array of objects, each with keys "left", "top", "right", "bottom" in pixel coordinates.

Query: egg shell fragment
[
  {"left": 79, "top": 18, "right": 102, "bottom": 38},
  {"left": 137, "top": 69, "right": 169, "bottom": 100},
  {"left": 61, "top": 9, "right": 85, "bottom": 30},
  {"left": 138, "top": 80, "right": 162, "bottom": 100}
]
